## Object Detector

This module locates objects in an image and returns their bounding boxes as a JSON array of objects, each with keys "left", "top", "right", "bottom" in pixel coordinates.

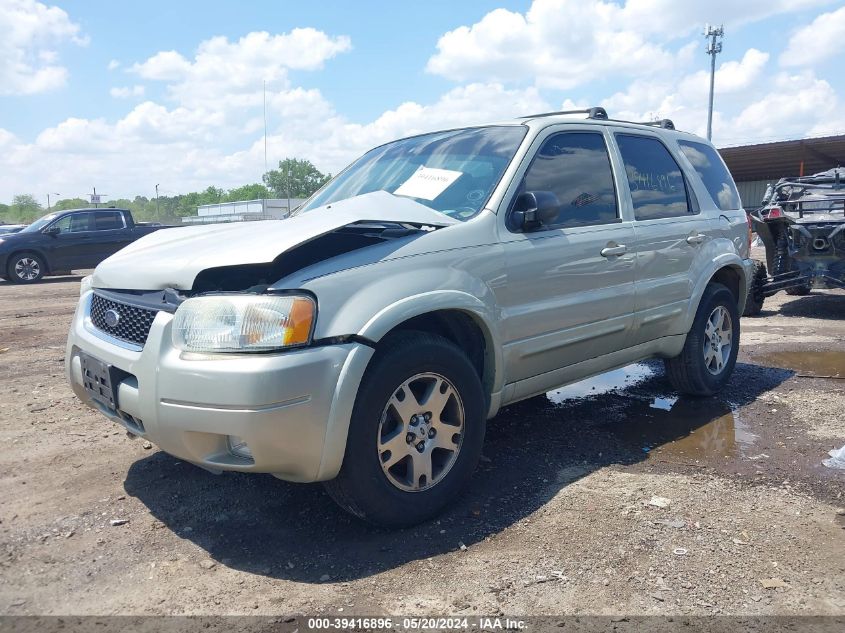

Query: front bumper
[{"left": 66, "top": 291, "right": 373, "bottom": 482}]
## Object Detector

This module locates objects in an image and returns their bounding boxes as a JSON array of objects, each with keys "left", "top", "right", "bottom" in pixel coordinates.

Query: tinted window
[
  {"left": 52, "top": 213, "right": 92, "bottom": 233},
  {"left": 94, "top": 211, "right": 123, "bottom": 230},
  {"left": 678, "top": 140, "right": 741, "bottom": 211},
  {"left": 517, "top": 132, "right": 618, "bottom": 228},
  {"left": 616, "top": 135, "right": 691, "bottom": 220}
]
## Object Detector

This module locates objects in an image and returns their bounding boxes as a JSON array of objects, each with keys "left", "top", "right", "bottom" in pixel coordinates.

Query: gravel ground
[{"left": 0, "top": 270, "right": 843, "bottom": 617}]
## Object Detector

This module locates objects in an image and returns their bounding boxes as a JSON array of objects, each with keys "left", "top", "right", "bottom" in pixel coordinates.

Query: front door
[
  {"left": 500, "top": 129, "right": 636, "bottom": 385},
  {"left": 45, "top": 212, "right": 95, "bottom": 270}
]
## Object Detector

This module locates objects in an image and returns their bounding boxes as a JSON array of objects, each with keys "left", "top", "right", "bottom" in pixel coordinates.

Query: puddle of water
[
  {"left": 607, "top": 399, "right": 757, "bottom": 463},
  {"left": 546, "top": 363, "right": 656, "bottom": 403},
  {"left": 753, "top": 350, "right": 845, "bottom": 378},
  {"left": 541, "top": 362, "right": 757, "bottom": 465}
]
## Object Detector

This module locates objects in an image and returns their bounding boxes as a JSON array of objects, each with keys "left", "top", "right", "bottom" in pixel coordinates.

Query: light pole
[
  {"left": 155, "top": 183, "right": 160, "bottom": 217},
  {"left": 704, "top": 24, "right": 724, "bottom": 141},
  {"left": 47, "top": 193, "right": 60, "bottom": 211},
  {"left": 286, "top": 166, "right": 292, "bottom": 216}
]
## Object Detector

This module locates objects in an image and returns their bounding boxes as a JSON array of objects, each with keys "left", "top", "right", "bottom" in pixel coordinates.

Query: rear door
[
  {"left": 500, "top": 127, "right": 636, "bottom": 385},
  {"left": 610, "top": 132, "right": 713, "bottom": 344},
  {"left": 79, "top": 211, "right": 131, "bottom": 266}
]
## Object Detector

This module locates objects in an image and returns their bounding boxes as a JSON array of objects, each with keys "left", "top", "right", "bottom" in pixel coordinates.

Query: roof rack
[
  {"left": 520, "top": 107, "right": 678, "bottom": 131},
  {"left": 636, "top": 119, "right": 676, "bottom": 130},
  {"left": 520, "top": 107, "right": 608, "bottom": 120}
]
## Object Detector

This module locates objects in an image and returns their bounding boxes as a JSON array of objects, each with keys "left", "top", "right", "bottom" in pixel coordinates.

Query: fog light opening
[
  {"left": 812, "top": 237, "right": 828, "bottom": 250},
  {"left": 227, "top": 435, "right": 253, "bottom": 460}
]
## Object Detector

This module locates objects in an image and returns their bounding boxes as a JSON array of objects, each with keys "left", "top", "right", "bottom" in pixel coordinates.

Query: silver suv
[{"left": 66, "top": 107, "right": 754, "bottom": 526}]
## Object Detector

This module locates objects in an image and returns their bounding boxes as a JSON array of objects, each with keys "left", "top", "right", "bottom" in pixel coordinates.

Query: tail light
[{"left": 767, "top": 206, "right": 784, "bottom": 218}]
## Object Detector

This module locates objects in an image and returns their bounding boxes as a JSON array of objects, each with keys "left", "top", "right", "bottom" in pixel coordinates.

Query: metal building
[{"left": 184, "top": 198, "right": 306, "bottom": 224}]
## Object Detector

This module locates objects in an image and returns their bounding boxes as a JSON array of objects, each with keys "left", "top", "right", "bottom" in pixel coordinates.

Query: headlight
[{"left": 172, "top": 294, "right": 316, "bottom": 353}]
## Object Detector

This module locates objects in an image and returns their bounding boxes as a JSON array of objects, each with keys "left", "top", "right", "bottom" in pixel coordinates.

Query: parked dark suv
[{"left": 0, "top": 208, "right": 170, "bottom": 283}]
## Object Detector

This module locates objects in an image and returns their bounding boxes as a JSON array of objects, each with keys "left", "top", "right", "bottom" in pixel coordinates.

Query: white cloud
[
  {"left": 109, "top": 85, "right": 146, "bottom": 99},
  {"left": 0, "top": 0, "right": 87, "bottom": 95},
  {"left": 780, "top": 5, "right": 845, "bottom": 67},
  {"left": 0, "top": 82, "right": 547, "bottom": 201},
  {"left": 426, "top": 0, "right": 833, "bottom": 89},
  {"left": 131, "top": 29, "right": 352, "bottom": 107},
  {"left": 107, "top": 59, "right": 120, "bottom": 71}
]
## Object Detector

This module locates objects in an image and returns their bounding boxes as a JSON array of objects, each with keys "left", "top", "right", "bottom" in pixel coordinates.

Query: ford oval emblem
[{"left": 104, "top": 309, "right": 121, "bottom": 328}]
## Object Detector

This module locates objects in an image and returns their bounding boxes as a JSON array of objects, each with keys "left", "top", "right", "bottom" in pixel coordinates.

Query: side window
[
  {"left": 52, "top": 213, "right": 92, "bottom": 233},
  {"left": 677, "top": 140, "right": 741, "bottom": 211},
  {"left": 615, "top": 134, "right": 692, "bottom": 220},
  {"left": 516, "top": 132, "right": 618, "bottom": 228},
  {"left": 93, "top": 211, "right": 124, "bottom": 230}
]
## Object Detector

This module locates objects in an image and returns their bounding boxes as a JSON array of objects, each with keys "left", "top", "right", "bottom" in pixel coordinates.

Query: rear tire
[
  {"left": 665, "top": 283, "right": 740, "bottom": 397},
  {"left": 324, "top": 331, "right": 486, "bottom": 527},
  {"left": 742, "top": 260, "right": 766, "bottom": 316},
  {"left": 7, "top": 252, "right": 46, "bottom": 284}
]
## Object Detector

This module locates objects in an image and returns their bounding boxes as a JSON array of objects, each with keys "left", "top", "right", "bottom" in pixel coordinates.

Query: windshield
[
  {"left": 21, "top": 213, "right": 60, "bottom": 233},
  {"left": 298, "top": 126, "right": 527, "bottom": 220}
]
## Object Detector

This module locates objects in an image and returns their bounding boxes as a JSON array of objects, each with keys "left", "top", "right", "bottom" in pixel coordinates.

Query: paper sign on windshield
[{"left": 394, "top": 166, "right": 463, "bottom": 201}]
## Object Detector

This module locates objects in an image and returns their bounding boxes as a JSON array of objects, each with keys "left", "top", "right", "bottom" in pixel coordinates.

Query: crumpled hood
[{"left": 92, "top": 191, "right": 456, "bottom": 290}]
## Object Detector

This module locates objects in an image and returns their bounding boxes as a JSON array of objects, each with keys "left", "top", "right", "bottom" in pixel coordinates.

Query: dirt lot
[{"left": 1, "top": 270, "right": 843, "bottom": 618}]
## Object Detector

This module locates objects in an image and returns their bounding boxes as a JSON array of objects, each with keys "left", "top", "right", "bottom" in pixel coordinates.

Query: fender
[
  {"left": 358, "top": 289, "right": 505, "bottom": 395},
  {"left": 682, "top": 253, "right": 749, "bottom": 330}
]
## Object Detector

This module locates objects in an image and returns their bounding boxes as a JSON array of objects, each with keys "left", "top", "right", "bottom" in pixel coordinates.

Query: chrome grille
[{"left": 90, "top": 293, "right": 158, "bottom": 348}]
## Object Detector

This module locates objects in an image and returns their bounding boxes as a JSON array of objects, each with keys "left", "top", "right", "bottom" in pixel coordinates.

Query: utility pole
[
  {"left": 704, "top": 24, "right": 724, "bottom": 141},
  {"left": 155, "top": 184, "right": 160, "bottom": 217},
  {"left": 92, "top": 186, "right": 98, "bottom": 208},
  {"left": 47, "top": 193, "right": 59, "bottom": 211},
  {"left": 263, "top": 80, "right": 268, "bottom": 178},
  {"left": 286, "top": 166, "right": 292, "bottom": 216}
]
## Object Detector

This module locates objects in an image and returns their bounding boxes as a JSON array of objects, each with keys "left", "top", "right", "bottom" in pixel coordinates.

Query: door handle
[
  {"left": 600, "top": 244, "right": 628, "bottom": 257},
  {"left": 686, "top": 233, "right": 707, "bottom": 245}
]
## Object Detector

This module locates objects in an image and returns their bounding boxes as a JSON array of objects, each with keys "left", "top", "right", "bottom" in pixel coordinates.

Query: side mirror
[
  {"left": 507, "top": 191, "right": 560, "bottom": 231},
  {"left": 42, "top": 225, "right": 60, "bottom": 236}
]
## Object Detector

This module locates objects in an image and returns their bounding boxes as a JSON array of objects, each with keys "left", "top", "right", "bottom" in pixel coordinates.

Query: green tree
[
  {"left": 4, "top": 194, "right": 44, "bottom": 223},
  {"left": 224, "top": 183, "right": 271, "bottom": 202},
  {"left": 52, "top": 197, "right": 89, "bottom": 212},
  {"left": 263, "top": 158, "right": 330, "bottom": 199}
]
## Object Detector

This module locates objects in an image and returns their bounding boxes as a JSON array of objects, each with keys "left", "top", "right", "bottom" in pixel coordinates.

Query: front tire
[
  {"left": 324, "top": 331, "right": 486, "bottom": 527},
  {"left": 7, "top": 252, "right": 46, "bottom": 283},
  {"left": 665, "top": 283, "right": 740, "bottom": 396}
]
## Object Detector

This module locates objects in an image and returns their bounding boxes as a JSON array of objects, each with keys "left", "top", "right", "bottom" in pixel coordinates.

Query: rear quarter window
[{"left": 678, "top": 140, "right": 741, "bottom": 211}]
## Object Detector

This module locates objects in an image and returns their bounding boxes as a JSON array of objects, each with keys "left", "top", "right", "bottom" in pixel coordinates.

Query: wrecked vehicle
[
  {"left": 744, "top": 168, "right": 845, "bottom": 316},
  {"left": 66, "top": 108, "right": 753, "bottom": 526}
]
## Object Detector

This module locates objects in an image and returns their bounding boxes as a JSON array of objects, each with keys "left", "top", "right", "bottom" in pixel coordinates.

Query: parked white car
[{"left": 66, "top": 108, "right": 753, "bottom": 526}]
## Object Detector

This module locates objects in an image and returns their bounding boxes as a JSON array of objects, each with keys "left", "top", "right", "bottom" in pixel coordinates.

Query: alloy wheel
[
  {"left": 703, "top": 305, "right": 732, "bottom": 375},
  {"left": 377, "top": 372, "right": 465, "bottom": 492}
]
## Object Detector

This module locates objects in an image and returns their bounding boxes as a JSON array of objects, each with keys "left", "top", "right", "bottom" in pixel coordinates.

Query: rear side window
[
  {"left": 616, "top": 134, "right": 691, "bottom": 220},
  {"left": 678, "top": 140, "right": 741, "bottom": 211},
  {"left": 93, "top": 211, "right": 124, "bottom": 230},
  {"left": 517, "top": 132, "right": 618, "bottom": 228}
]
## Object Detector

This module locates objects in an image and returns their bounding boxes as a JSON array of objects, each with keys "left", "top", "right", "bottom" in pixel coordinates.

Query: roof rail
[
  {"left": 520, "top": 107, "right": 608, "bottom": 120},
  {"left": 636, "top": 118, "right": 676, "bottom": 130}
]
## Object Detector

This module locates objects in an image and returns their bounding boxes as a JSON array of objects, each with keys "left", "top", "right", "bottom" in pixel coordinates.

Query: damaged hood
[{"left": 92, "top": 191, "right": 457, "bottom": 290}]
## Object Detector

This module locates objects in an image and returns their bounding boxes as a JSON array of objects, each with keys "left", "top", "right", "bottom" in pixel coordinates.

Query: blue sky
[{"left": 1, "top": 0, "right": 844, "bottom": 203}]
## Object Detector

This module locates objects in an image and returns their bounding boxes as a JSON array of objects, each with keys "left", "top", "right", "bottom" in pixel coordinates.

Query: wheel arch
[
  {"left": 682, "top": 255, "right": 748, "bottom": 330},
  {"left": 358, "top": 291, "right": 504, "bottom": 410},
  {"left": 5, "top": 248, "right": 50, "bottom": 277}
]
